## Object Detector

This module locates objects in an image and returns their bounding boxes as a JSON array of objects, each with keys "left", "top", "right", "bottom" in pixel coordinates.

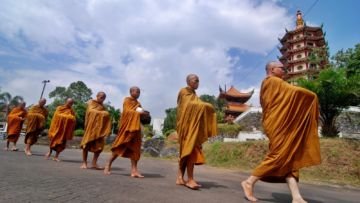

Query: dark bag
[{"left": 140, "top": 110, "right": 151, "bottom": 125}]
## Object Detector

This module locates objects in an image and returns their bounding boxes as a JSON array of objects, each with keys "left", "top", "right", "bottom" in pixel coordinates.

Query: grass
[{"left": 203, "top": 138, "right": 360, "bottom": 187}]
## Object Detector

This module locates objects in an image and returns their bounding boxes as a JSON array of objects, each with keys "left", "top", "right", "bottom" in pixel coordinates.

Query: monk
[
  {"left": 45, "top": 98, "right": 76, "bottom": 161},
  {"left": 104, "top": 86, "right": 147, "bottom": 178},
  {"left": 241, "top": 61, "right": 321, "bottom": 203},
  {"left": 5, "top": 102, "right": 27, "bottom": 151},
  {"left": 80, "top": 92, "right": 111, "bottom": 169},
  {"left": 24, "top": 98, "right": 48, "bottom": 156},
  {"left": 175, "top": 74, "right": 217, "bottom": 190}
]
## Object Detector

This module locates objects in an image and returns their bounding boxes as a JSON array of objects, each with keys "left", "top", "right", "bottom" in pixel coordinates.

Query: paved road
[{"left": 1, "top": 140, "right": 359, "bottom": 203}]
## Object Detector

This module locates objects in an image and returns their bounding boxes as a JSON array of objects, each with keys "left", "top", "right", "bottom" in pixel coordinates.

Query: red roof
[{"left": 219, "top": 86, "right": 254, "bottom": 104}]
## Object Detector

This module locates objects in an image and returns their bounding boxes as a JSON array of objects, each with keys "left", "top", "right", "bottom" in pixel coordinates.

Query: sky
[{"left": 0, "top": 0, "right": 359, "bottom": 118}]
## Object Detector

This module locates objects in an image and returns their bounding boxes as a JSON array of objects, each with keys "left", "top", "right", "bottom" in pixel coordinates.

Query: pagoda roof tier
[
  {"left": 219, "top": 86, "right": 254, "bottom": 103},
  {"left": 287, "top": 58, "right": 308, "bottom": 65},
  {"left": 281, "top": 35, "right": 325, "bottom": 45},
  {"left": 225, "top": 103, "right": 249, "bottom": 113},
  {"left": 280, "top": 26, "right": 323, "bottom": 43}
]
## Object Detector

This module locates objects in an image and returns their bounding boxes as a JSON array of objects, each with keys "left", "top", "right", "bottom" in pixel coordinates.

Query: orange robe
[
  {"left": 48, "top": 105, "right": 76, "bottom": 153},
  {"left": 6, "top": 107, "right": 27, "bottom": 143},
  {"left": 25, "top": 105, "right": 48, "bottom": 145},
  {"left": 252, "top": 76, "right": 321, "bottom": 182},
  {"left": 176, "top": 87, "right": 217, "bottom": 166},
  {"left": 111, "top": 97, "right": 142, "bottom": 161},
  {"left": 80, "top": 100, "right": 111, "bottom": 153}
]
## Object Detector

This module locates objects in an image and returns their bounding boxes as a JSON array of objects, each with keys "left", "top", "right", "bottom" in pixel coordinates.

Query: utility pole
[{"left": 40, "top": 80, "right": 50, "bottom": 99}]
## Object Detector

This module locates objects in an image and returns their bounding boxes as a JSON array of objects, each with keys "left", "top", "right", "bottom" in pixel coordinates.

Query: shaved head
[
  {"left": 65, "top": 98, "right": 74, "bottom": 107},
  {"left": 186, "top": 74, "right": 199, "bottom": 90},
  {"left": 96, "top": 91, "right": 106, "bottom": 104},
  {"left": 39, "top": 98, "right": 46, "bottom": 107},
  {"left": 265, "top": 61, "right": 285, "bottom": 78},
  {"left": 130, "top": 86, "right": 141, "bottom": 99}
]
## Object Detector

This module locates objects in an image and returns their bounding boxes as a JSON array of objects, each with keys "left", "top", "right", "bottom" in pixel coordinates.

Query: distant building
[
  {"left": 152, "top": 118, "right": 164, "bottom": 137},
  {"left": 219, "top": 85, "right": 253, "bottom": 123},
  {"left": 278, "top": 10, "right": 328, "bottom": 83}
]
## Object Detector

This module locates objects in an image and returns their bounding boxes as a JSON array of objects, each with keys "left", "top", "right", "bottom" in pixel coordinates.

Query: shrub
[
  {"left": 164, "top": 129, "right": 176, "bottom": 137},
  {"left": 217, "top": 123, "right": 242, "bottom": 138},
  {"left": 74, "top": 129, "right": 84, "bottom": 137}
]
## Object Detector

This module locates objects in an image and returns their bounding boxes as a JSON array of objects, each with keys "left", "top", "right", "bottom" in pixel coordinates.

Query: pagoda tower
[
  {"left": 278, "top": 10, "right": 328, "bottom": 83},
  {"left": 219, "top": 86, "right": 254, "bottom": 123}
]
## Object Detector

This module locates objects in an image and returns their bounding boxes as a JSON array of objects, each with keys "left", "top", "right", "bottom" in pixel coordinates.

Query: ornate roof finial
[{"left": 296, "top": 10, "right": 304, "bottom": 28}]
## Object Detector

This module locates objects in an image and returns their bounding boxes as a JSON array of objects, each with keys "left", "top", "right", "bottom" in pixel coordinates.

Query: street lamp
[{"left": 40, "top": 80, "right": 50, "bottom": 99}]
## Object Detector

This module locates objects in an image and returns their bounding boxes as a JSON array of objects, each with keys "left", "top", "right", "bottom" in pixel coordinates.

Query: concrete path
[{"left": 1, "top": 140, "right": 359, "bottom": 203}]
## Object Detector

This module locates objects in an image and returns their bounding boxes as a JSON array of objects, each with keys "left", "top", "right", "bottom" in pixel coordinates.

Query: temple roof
[{"left": 219, "top": 86, "right": 254, "bottom": 103}]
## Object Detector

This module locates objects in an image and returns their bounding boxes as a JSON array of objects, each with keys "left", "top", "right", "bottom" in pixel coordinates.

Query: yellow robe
[
  {"left": 176, "top": 87, "right": 217, "bottom": 165},
  {"left": 253, "top": 76, "right": 321, "bottom": 182},
  {"left": 111, "top": 97, "right": 142, "bottom": 161},
  {"left": 80, "top": 100, "right": 111, "bottom": 152},
  {"left": 25, "top": 105, "right": 48, "bottom": 145},
  {"left": 7, "top": 107, "right": 27, "bottom": 143},
  {"left": 48, "top": 105, "right": 76, "bottom": 153}
]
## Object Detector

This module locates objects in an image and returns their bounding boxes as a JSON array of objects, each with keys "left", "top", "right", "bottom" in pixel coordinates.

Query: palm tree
[{"left": 0, "top": 91, "right": 24, "bottom": 120}]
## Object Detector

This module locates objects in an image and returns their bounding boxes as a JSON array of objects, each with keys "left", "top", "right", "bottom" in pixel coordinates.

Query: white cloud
[{"left": 0, "top": 0, "right": 292, "bottom": 117}]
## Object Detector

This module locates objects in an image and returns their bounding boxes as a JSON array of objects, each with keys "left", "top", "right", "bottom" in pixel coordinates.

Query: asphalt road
[{"left": 1, "top": 140, "right": 359, "bottom": 203}]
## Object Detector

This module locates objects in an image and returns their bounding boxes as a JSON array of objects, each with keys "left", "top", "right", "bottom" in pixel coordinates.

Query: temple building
[
  {"left": 278, "top": 10, "right": 328, "bottom": 83},
  {"left": 219, "top": 86, "right": 253, "bottom": 123}
]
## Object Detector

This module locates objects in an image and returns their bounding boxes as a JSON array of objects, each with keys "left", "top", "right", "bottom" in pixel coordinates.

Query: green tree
[
  {"left": 0, "top": 91, "right": 24, "bottom": 118},
  {"left": 298, "top": 67, "right": 359, "bottom": 137},
  {"left": 162, "top": 107, "right": 177, "bottom": 135},
  {"left": 105, "top": 102, "right": 121, "bottom": 135},
  {"left": 332, "top": 43, "right": 360, "bottom": 77}
]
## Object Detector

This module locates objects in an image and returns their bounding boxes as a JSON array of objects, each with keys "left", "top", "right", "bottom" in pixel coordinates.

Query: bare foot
[
  {"left": 3, "top": 147, "right": 9, "bottom": 151},
  {"left": 52, "top": 157, "right": 61, "bottom": 162},
  {"left": 241, "top": 181, "right": 257, "bottom": 202},
  {"left": 131, "top": 172, "right": 144, "bottom": 178},
  {"left": 292, "top": 198, "right": 307, "bottom": 203},
  {"left": 45, "top": 152, "right": 51, "bottom": 159},
  {"left": 80, "top": 163, "right": 88, "bottom": 169},
  {"left": 176, "top": 177, "right": 186, "bottom": 185},
  {"left": 91, "top": 165, "right": 104, "bottom": 170},
  {"left": 104, "top": 165, "right": 111, "bottom": 175},
  {"left": 185, "top": 180, "right": 200, "bottom": 190}
]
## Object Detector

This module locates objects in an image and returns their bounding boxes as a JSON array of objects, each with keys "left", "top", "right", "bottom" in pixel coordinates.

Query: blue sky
[{"left": 0, "top": 0, "right": 359, "bottom": 118}]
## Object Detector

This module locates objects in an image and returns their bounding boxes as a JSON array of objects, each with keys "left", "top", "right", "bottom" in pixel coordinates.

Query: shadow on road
[
  {"left": 198, "top": 181, "right": 228, "bottom": 189},
  {"left": 257, "top": 193, "right": 324, "bottom": 203}
]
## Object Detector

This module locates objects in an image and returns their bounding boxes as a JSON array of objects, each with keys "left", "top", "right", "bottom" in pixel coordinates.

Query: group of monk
[{"left": 3, "top": 61, "right": 321, "bottom": 203}]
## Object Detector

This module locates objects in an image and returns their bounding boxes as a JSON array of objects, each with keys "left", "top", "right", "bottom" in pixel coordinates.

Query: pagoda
[
  {"left": 278, "top": 10, "right": 327, "bottom": 83},
  {"left": 219, "top": 86, "right": 254, "bottom": 123}
]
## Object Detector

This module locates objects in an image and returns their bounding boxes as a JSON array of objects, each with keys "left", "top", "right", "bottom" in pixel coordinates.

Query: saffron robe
[
  {"left": 176, "top": 87, "right": 217, "bottom": 165},
  {"left": 25, "top": 105, "right": 48, "bottom": 145},
  {"left": 253, "top": 76, "right": 321, "bottom": 182},
  {"left": 7, "top": 107, "right": 27, "bottom": 143},
  {"left": 48, "top": 105, "right": 76, "bottom": 153},
  {"left": 80, "top": 100, "right": 111, "bottom": 152},
  {"left": 112, "top": 97, "right": 142, "bottom": 161}
]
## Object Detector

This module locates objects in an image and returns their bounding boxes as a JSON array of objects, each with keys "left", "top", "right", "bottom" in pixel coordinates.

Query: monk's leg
[
  {"left": 4, "top": 140, "right": 10, "bottom": 151},
  {"left": 241, "top": 175, "right": 259, "bottom": 202},
  {"left": 286, "top": 176, "right": 307, "bottom": 203},
  {"left": 45, "top": 148, "right": 52, "bottom": 159},
  {"left": 104, "top": 153, "right": 118, "bottom": 175},
  {"left": 11, "top": 141, "right": 18, "bottom": 151},
  {"left": 91, "top": 151, "right": 103, "bottom": 169},
  {"left": 130, "top": 159, "right": 144, "bottom": 178},
  {"left": 176, "top": 157, "right": 187, "bottom": 185},
  {"left": 185, "top": 161, "right": 200, "bottom": 189},
  {"left": 80, "top": 149, "right": 88, "bottom": 169},
  {"left": 53, "top": 151, "right": 61, "bottom": 162}
]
